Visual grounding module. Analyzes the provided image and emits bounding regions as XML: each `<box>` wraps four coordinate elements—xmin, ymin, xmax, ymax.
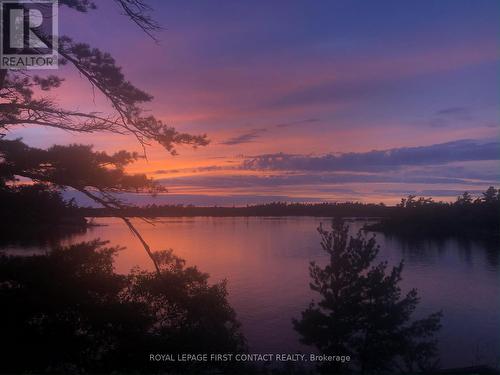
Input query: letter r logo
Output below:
<box><xmin>8</xmin><ymin>7</ymin><xmax>48</xmax><ymax>49</ymax></box>
<box><xmin>0</xmin><ymin>0</ymin><xmax>58</xmax><ymax>69</ymax></box>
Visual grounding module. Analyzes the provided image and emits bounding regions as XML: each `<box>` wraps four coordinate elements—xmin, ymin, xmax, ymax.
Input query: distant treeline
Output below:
<box><xmin>80</xmin><ymin>186</ymin><xmax>500</xmax><ymax>239</ymax></box>
<box><xmin>80</xmin><ymin>201</ymin><xmax>392</xmax><ymax>218</ymax></box>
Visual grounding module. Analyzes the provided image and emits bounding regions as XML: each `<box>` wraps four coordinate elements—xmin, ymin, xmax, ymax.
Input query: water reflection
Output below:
<box><xmin>384</xmin><ymin>234</ymin><xmax>499</xmax><ymax>269</ymax></box>
<box><xmin>1</xmin><ymin>216</ymin><xmax>499</xmax><ymax>369</ymax></box>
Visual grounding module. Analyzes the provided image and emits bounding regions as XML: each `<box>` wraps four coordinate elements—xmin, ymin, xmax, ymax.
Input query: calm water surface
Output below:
<box><xmin>4</xmin><ymin>217</ymin><xmax>500</xmax><ymax>368</ymax></box>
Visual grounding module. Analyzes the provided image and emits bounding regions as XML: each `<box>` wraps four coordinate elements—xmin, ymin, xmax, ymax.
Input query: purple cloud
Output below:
<box><xmin>241</xmin><ymin>139</ymin><xmax>500</xmax><ymax>172</ymax></box>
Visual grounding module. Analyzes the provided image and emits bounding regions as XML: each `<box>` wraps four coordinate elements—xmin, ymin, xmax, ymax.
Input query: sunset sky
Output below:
<box><xmin>10</xmin><ymin>0</ymin><xmax>500</xmax><ymax>205</ymax></box>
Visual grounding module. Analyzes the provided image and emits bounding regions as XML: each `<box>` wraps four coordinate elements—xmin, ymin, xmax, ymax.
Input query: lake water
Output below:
<box><xmin>3</xmin><ymin>216</ymin><xmax>500</xmax><ymax>369</ymax></box>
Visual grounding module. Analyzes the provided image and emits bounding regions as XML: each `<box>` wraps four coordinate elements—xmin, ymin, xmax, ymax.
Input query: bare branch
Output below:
<box><xmin>114</xmin><ymin>0</ymin><xmax>162</xmax><ymax>42</ymax></box>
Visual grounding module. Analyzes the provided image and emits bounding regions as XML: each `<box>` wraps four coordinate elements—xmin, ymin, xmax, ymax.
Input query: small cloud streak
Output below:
<box><xmin>436</xmin><ymin>107</ymin><xmax>469</xmax><ymax>116</ymax></box>
<box><xmin>429</xmin><ymin>106</ymin><xmax>473</xmax><ymax>128</ymax></box>
<box><xmin>275</xmin><ymin>118</ymin><xmax>320</xmax><ymax>128</ymax></box>
<box><xmin>221</xmin><ymin>128</ymin><xmax>267</xmax><ymax>145</ymax></box>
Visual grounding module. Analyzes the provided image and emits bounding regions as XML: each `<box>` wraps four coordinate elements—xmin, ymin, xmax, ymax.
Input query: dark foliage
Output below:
<box><xmin>0</xmin><ymin>139</ymin><xmax>160</xmax><ymax>196</ymax></box>
<box><xmin>0</xmin><ymin>182</ymin><xmax>87</xmax><ymax>244</ymax></box>
<box><xmin>294</xmin><ymin>219</ymin><xmax>442</xmax><ymax>374</ymax></box>
<box><xmin>0</xmin><ymin>241</ymin><xmax>246</xmax><ymax>374</ymax></box>
<box><xmin>366</xmin><ymin>187</ymin><xmax>500</xmax><ymax>239</ymax></box>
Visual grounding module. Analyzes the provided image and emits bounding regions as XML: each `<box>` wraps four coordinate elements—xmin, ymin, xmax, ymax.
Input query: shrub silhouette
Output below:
<box><xmin>0</xmin><ymin>241</ymin><xmax>246</xmax><ymax>374</ymax></box>
<box><xmin>294</xmin><ymin>219</ymin><xmax>442</xmax><ymax>374</ymax></box>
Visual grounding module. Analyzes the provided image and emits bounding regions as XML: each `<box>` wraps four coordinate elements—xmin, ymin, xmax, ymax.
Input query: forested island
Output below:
<box><xmin>365</xmin><ymin>187</ymin><xmax>500</xmax><ymax>239</ymax></box>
